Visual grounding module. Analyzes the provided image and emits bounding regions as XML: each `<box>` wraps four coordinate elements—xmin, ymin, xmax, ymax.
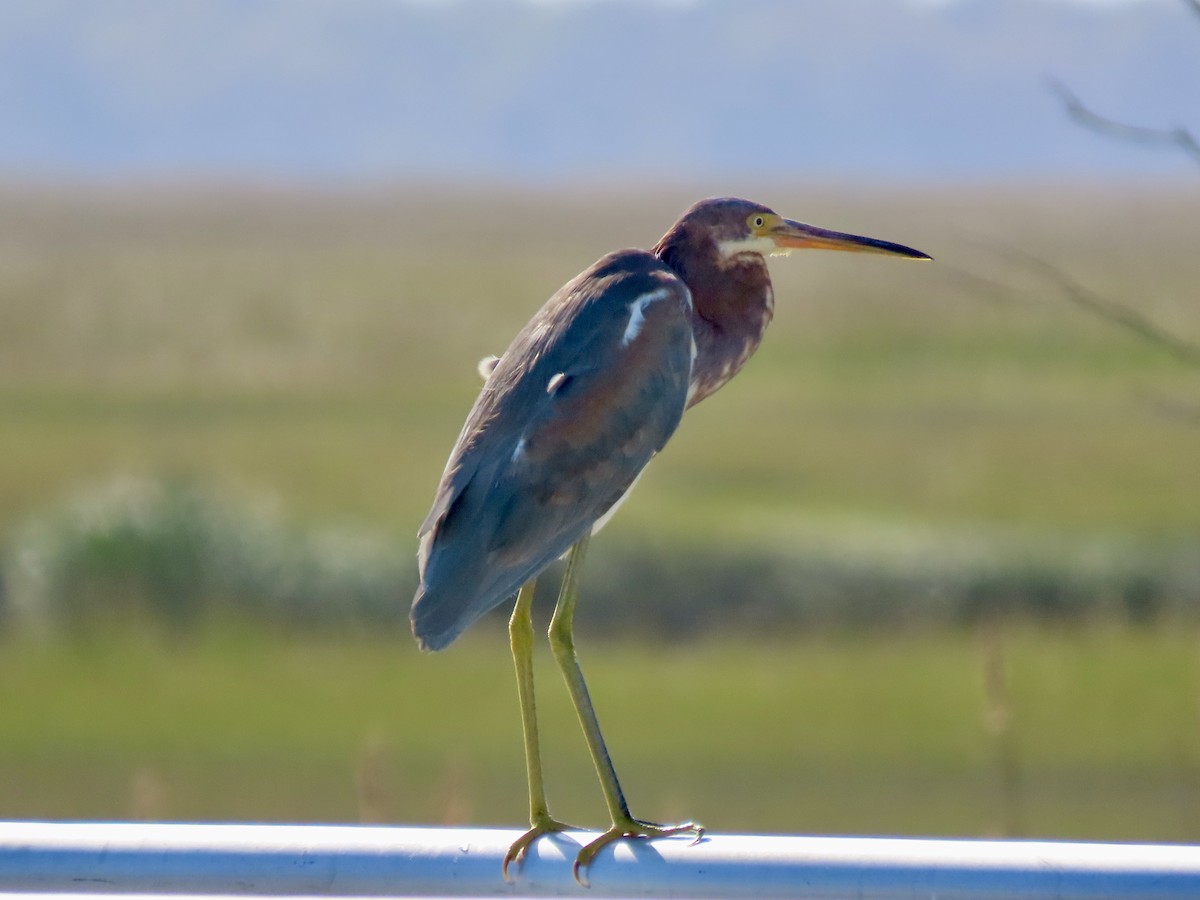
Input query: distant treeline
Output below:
<box><xmin>2</xmin><ymin>478</ymin><xmax>1197</xmax><ymax>639</ymax></box>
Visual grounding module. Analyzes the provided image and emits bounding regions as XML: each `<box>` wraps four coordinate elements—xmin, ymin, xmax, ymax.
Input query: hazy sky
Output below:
<box><xmin>1</xmin><ymin>0</ymin><xmax>1195</xmax><ymax>183</ymax></box>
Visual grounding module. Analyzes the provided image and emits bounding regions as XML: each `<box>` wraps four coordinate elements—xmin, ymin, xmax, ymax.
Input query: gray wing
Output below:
<box><xmin>411</xmin><ymin>249</ymin><xmax>694</xmax><ymax>650</ymax></box>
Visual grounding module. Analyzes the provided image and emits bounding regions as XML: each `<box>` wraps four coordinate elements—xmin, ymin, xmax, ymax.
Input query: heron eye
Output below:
<box><xmin>752</xmin><ymin>215</ymin><xmax>765</xmax><ymax>229</ymax></box>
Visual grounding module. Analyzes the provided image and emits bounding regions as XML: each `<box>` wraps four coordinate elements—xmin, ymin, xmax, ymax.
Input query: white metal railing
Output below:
<box><xmin>2</xmin><ymin>821</ymin><xmax>1200</xmax><ymax>898</ymax></box>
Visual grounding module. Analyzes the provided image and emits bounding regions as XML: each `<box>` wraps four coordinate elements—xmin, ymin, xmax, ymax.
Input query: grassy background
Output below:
<box><xmin>1</xmin><ymin>182</ymin><xmax>1198</xmax><ymax>542</ymax></box>
<box><xmin>2</xmin><ymin>625</ymin><xmax>1198</xmax><ymax>841</ymax></box>
<box><xmin>1</xmin><ymin>181</ymin><xmax>1198</xmax><ymax>839</ymax></box>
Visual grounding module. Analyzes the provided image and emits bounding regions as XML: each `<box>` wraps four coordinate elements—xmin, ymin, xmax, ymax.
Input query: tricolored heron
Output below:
<box><xmin>411</xmin><ymin>197</ymin><xmax>930</xmax><ymax>881</ymax></box>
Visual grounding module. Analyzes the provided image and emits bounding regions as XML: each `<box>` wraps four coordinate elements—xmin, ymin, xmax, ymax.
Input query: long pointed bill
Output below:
<box><xmin>770</xmin><ymin>218</ymin><xmax>932</xmax><ymax>260</ymax></box>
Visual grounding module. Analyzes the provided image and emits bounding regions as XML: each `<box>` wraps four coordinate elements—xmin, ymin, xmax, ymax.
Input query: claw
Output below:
<box><xmin>572</xmin><ymin>818</ymin><xmax>704</xmax><ymax>885</ymax></box>
<box><xmin>502</xmin><ymin>816</ymin><xmax>575</xmax><ymax>881</ymax></box>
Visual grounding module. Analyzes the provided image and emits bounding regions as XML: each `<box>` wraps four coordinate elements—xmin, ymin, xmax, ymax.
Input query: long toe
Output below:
<box><xmin>502</xmin><ymin>816</ymin><xmax>576</xmax><ymax>881</ymax></box>
<box><xmin>573</xmin><ymin>818</ymin><xmax>704</xmax><ymax>885</ymax></box>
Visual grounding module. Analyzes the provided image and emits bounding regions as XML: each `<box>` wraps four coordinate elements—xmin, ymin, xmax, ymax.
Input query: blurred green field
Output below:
<box><xmin>0</xmin><ymin>182</ymin><xmax>1198</xmax><ymax>836</ymax></box>
<box><xmin>1</xmin><ymin>625</ymin><xmax>1198</xmax><ymax>841</ymax></box>
<box><xmin>1</xmin><ymin>182</ymin><xmax>1198</xmax><ymax>546</ymax></box>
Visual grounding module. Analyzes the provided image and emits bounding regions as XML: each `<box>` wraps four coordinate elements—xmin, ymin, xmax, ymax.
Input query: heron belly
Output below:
<box><xmin>590</xmin><ymin>469</ymin><xmax>644</xmax><ymax>535</ymax></box>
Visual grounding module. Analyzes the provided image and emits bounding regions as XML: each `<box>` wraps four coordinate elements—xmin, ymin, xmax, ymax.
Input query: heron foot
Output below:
<box><xmin>573</xmin><ymin>817</ymin><xmax>704</xmax><ymax>885</ymax></box>
<box><xmin>502</xmin><ymin>814</ymin><xmax>576</xmax><ymax>881</ymax></box>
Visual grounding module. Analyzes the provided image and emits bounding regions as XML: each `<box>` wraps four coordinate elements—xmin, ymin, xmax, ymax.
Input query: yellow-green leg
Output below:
<box><xmin>547</xmin><ymin>533</ymin><xmax>703</xmax><ymax>884</ymax></box>
<box><xmin>503</xmin><ymin>579</ymin><xmax>575</xmax><ymax>880</ymax></box>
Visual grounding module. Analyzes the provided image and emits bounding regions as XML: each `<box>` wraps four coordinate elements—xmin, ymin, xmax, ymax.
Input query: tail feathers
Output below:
<box><xmin>410</xmin><ymin>585</ymin><xmax>466</xmax><ymax>652</ymax></box>
<box><xmin>411</xmin><ymin>524</ymin><xmax>574</xmax><ymax>651</ymax></box>
<box><xmin>410</xmin><ymin>577</ymin><xmax>513</xmax><ymax>652</ymax></box>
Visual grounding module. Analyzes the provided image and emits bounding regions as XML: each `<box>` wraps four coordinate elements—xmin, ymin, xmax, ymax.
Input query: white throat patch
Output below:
<box><xmin>717</xmin><ymin>235</ymin><xmax>794</xmax><ymax>261</ymax></box>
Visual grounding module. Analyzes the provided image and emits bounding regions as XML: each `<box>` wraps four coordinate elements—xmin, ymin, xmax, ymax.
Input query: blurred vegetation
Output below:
<box><xmin>0</xmin><ymin>182</ymin><xmax>1198</xmax><ymax>838</ymax></box>
<box><xmin>0</xmin><ymin>181</ymin><xmax>1197</xmax><ymax>636</ymax></box>
<box><xmin>3</xmin><ymin>475</ymin><xmax>1197</xmax><ymax>639</ymax></box>
<box><xmin>1</xmin><ymin>626</ymin><xmax>1198</xmax><ymax>842</ymax></box>
<box><xmin>3</xmin><ymin>476</ymin><xmax>407</xmax><ymax>636</ymax></box>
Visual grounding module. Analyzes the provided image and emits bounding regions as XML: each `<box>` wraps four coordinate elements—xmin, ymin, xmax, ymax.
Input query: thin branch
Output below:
<box><xmin>1136</xmin><ymin>389</ymin><xmax>1200</xmax><ymax>423</ymax></box>
<box><xmin>948</xmin><ymin>247</ymin><xmax>1200</xmax><ymax>420</ymax></box>
<box><xmin>934</xmin><ymin>262</ymin><xmax>1026</xmax><ymax>307</ymax></box>
<box><xmin>1046</xmin><ymin>77</ymin><xmax>1200</xmax><ymax>169</ymax></box>
<box><xmin>996</xmin><ymin>244</ymin><xmax>1200</xmax><ymax>371</ymax></box>
<box><xmin>1185</xmin><ymin>0</ymin><xmax>1200</xmax><ymax>22</ymax></box>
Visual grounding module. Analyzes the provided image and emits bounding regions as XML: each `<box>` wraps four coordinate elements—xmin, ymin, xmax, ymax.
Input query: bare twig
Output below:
<box><xmin>934</xmin><ymin>262</ymin><xmax>1027</xmax><ymax>307</ymax></box>
<box><xmin>996</xmin><ymin>244</ymin><xmax>1200</xmax><ymax>370</ymax></box>
<box><xmin>1135</xmin><ymin>389</ymin><xmax>1200</xmax><ymax>423</ymax></box>
<box><xmin>947</xmin><ymin>248</ymin><xmax>1200</xmax><ymax>422</ymax></box>
<box><xmin>980</xmin><ymin>620</ymin><xmax>1023</xmax><ymax>838</ymax></box>
<box><xmin>1046</xmin><ymin>77</ymin><xmax>1200</xmax><ymax>169</ymax></box>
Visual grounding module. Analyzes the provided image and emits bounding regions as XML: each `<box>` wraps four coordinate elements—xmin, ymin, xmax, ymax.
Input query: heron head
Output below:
<box><xmin>673</xmin><ymin>197</ymin><xmax>932</xmax><ymax>265</ymax></box>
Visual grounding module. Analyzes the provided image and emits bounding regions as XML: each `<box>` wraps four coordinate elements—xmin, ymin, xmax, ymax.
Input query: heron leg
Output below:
<box><xmin>503</xmin><ymin>578</ymin><xmax>574</xmax><ymax>880</ymax></box>
<box><xmin>547</xmin><ymin>534</ymin><xmax>703</xmax><ymax>884</ymax></box>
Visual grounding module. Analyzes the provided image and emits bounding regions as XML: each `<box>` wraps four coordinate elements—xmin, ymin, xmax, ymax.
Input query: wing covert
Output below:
<box><xmin>412</xmin><ymin>249</ymin><xmax>694</xmax><ymax>650</ymax></box>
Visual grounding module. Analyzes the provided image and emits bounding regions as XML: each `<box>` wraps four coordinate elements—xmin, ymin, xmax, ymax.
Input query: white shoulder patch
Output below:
<box><xmin>621</xmin><ymin>287</ymin><xmax>673</xmax><ymax>347</ymax></box>
<box><xmin>477</xmin><ymin>355</ymin><xmax>500</xmax><ymax>380</ymax></box>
